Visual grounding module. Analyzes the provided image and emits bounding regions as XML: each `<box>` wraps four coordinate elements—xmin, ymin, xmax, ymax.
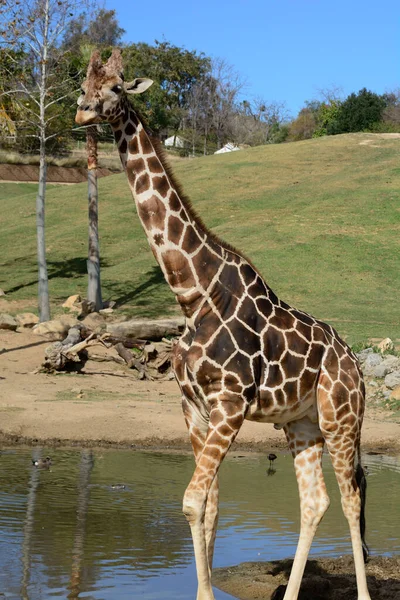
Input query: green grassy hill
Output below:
<box><xmin>1</xmin><ymin>133</ymin><xmax>399</xmax><ymax>343</ymax></box>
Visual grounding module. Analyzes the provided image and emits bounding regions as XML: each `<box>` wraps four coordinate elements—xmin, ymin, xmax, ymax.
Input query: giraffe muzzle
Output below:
<box><xmin>75</xmin><ymin>107</ymin><xmax>101</xmax><ymax>125</ymax></box>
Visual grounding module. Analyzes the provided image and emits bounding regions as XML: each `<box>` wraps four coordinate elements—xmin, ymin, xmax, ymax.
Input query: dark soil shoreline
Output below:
<box><xmin>1</xmin><ymin>431</ymin><xmax>399</xmax><ymax>457</ymax></box>
<box><xmin>213</xmin><ymin>556</ymin><xmax>400</xmax><ymax>600</ymax></box>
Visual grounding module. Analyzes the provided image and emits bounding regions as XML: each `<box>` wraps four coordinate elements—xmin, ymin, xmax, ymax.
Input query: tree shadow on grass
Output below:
<box><xmin>5</xmin><ymin>257</ymin><xmax>111</xmax><ymax>294</ymax></box>
<box><xmin>105</xmin><ymin>265</ymin><xmax>170</xmax><ymax>311</ymax></box>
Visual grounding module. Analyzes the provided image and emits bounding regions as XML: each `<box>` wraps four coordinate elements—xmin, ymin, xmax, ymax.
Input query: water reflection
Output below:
<box><xmin>21</xmin><ymin>448</ymin><xmax>41</xmax><ymax>599</ymax></box>
<box><xmin>0</xmin><ymin>448</ymin><xmax>398</xmax><ymax>599</ymax></box>
<box><xmin>69</xmin><ymin>449</ymin><xmax>94</xmax><ymax>598</ymax></box>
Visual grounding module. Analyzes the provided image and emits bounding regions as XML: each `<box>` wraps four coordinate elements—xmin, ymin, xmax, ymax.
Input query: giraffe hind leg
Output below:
<box><xmin>282</xmin><ymin>416</ymin><xmax>330</xmax><ymax>600</ymax></box>
<box><xmin>317</xmin><ymin>374</ymin><xmax>371</xmax><ymax>600</ymax></box>
<box><xmin>355</xmin><ymin>462</ymin><xmax>369</xmax><ymax>562</ymax></box>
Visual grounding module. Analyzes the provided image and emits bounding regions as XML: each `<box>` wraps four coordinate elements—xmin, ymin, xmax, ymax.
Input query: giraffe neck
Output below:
<box><xmin>111</xmin><ymin>103</ymin><xmax>227</xmax><ymax>318</ymax></box>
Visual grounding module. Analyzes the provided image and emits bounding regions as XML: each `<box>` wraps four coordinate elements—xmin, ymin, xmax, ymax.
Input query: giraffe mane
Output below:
<box><xmin>149</xmin><ymin>135</ymin><xmax>260</xmax><ymax>272</ymax></box>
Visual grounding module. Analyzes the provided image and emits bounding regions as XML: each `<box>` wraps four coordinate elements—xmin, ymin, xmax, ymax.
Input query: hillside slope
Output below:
<box><xmin>1</xmin><ymin>133</ymin><xmax>399</xmax><ymax>342</ymax></box>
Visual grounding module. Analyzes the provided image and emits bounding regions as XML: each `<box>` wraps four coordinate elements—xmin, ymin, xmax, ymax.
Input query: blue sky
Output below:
<box><xmin>107</xmin><ymin>0</ymin><xmax>399</xmax><ymax>116</ymax></box>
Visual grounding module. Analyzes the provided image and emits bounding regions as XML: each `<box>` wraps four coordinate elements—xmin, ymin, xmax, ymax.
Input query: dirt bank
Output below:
<box><xmin>0</xmin><ymin>163</ymin><xmax>116</xmax><ymax>183</ymax></box>
<box><xmin>214</xmin><ymin>556</ymin><xmax>400</xmax><ymax>600</ymax></box>
<box><xmin>1</xmin><ymin>329</ymin><xmax>400</xmax><ymax>452</ymax></box>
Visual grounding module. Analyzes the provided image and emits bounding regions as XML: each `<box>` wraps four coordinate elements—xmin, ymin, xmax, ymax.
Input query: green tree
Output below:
<box><xmin>62</xmin><ymin>9</ymin><xmax>125</xmax><ymax>51</ymax></box>
<box><xmin>328</xmin><ymin>88</ymin><xmax>386</xmax><ymax>134</ymax></box>
<box><xmin>313</xmin><ymin>100</ymin><xmax>341</xmax><ymax>137</ymax></box>
<box><xmin>122</xmin><ymin>41</ymin><xmax>211</xmax><ymax>134</ymax></box>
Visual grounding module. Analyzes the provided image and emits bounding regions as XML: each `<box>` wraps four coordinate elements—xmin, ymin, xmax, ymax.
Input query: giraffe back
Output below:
<box><xmin>173</xmin><ymin>246</ymin><xmax>363</xmax><ymax>426</ymax></box>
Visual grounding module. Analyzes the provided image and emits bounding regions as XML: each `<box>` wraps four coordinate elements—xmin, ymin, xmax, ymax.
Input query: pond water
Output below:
<box><xmin>0</xmin><ymin>448</ymin><xmax>399</xmax><ymax>599</ymax></box>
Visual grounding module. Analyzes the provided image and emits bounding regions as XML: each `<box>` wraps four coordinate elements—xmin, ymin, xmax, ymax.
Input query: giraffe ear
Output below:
<box><xmin>124</xmin><ymin>78</ymin><xmax>153</xmax><ymax>95</ymax></box>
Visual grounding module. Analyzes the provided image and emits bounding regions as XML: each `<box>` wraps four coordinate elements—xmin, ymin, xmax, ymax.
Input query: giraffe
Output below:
<box><xmin>75</xmin><ymin>50</ymin><xmax>371</xmax><ymax>600</ymax></box>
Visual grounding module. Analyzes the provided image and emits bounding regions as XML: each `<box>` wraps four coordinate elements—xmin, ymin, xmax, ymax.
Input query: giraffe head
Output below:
<box><xmin>75</xmin><ymin>49</ymin><xmax>153</xmax><ymax>126</ymax></box>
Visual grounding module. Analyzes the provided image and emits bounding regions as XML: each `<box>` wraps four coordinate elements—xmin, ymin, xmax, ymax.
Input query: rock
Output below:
<box><xmin>368</xmin><ymin>380</ymin><xmax>378</xmax><ymax>387</ymax></box>
<box><xmin>378</xmin><ymin>337</ymin><xmax>394</xmax><ymax>352</ymax></box>
<box><xmin>61</xmin><ymin>295</ymin><xmax>96</xmax><ymax>318</ymax></box>
<box><xmin>373</xmin><ymin>364</ymin><xmax>390</xmax><ymax>378</ymax></box>
<box><xmin>384</xmin><ymin>371</ymin><xmax>400</xmax><ymax>390</ymax></box>
<box><xmin>71</xmin><ymin>387</ymin><xmax>83</xmax><ymax>395</ymax></box>
<box><xmin>383</xmin><ymin>355</ymin><xmax>400</xmax><ymax>368</ymax></box>
<box><xmin>81</xmin><ymin>312</ymin><xmax>106</xmax><ymax>333</ymax></box>
<box><xmin>0</xmin><ymin>289</ymin><xmax>5</xmax><ymax>296</ymax></box>
<box><xmin>363</xmin><ymin>352</ymin><xmax>383</xmax><ymax>375</ymax></box>
<box><xmin>99</xmin><ymin>307</ymin><xmax>114</xmax><ymax>315</ymax></box>
<box><xmin>79</xmin><ymin>299</ymin><xmax>95</xmax><ymax>317</ymax></box>
<box><xmin>374</xmin><ymin>355</ymin><xmax>400</xmax><ymax>378</ymax></box>
<box><xmin>62</xmin><ymin>294</ymin><xmax>82</xmax><ymax>311</ymax></box>
<box><xmin>15</xmin><ymin>312</ymin><xmax>39</xmax><ymax>328</ymax></box>
<box><xmin>390</xmin><ymin>386</ymin><xmax>400</xmax><ymax>401</ymax></box>
<box><xmin>0</xmin><ymin>313</ymin><xmax>17</xmax><ymax>330</ymax></box>
<box><xmin>32</xmin><ymin>315</ymin><xmax>79</xmax><ymax>340</ymax></box>
<box><xmin>356</xmin><ymin>348</ymin><xmax>373</xmax><ymax>363</ymax></box>
<box><xmin>107</xmin><ymin>317</ymin><xmax>185</xmax><ymax>341</ymax></box>
<box><xmin>103</xmin><ymin>300</ymin><xmax>116</xmax><ymax>309</ymax></box>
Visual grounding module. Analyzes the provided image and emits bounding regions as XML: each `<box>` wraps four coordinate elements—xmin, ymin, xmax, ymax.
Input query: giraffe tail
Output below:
<box><xmin>355</xmin><ymin>444</ymin><xmax>369</xmax><ymax>563</ymax></box>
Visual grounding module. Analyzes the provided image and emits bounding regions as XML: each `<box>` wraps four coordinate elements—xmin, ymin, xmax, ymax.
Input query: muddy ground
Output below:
<box><xmin>214</xmin><ymin>556</ymin><xmax>400</xmax><ymax>599</ymax></box>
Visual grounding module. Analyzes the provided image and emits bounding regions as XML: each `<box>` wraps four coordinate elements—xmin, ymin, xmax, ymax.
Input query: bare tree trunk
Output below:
<box><xmin>86</xmin><ymin>126</ymin><xmax>102</xmax><ymax>311</ymax></box>
<box><xmin>36</xmin><ymin>139</ymin><xmax>50</xmax><ymax>322</ymax></box>
<box><xmin>36</xmin><ymin>0</ymin><xmax>51</xmax><ymax>322</ymax></box>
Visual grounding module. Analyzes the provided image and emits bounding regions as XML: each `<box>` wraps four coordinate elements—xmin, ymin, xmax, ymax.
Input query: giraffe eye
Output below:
<box><xmin>80</xmin><ymin>88</ymin><xmax>85</xmax><ymax>95</ymax></box>
<box><xmin>111</xmin><ymin>85</ymin><xmax>122</xmax><ymax>94</ymax></box>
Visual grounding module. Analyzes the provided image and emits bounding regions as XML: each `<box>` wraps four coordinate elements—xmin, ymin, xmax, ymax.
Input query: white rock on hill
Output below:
<box><xmin>378</xmin><ymin>337</ymin><xmax>394</xmax><ymax>352</ymax></box>
<box><xmin>373</xmin><ymin>355</ymin><xmax>400</xmax><ymax>378</ymax></box>
<box><xmin>384</xmin><ymin>371</ymin><xmax>400</xmax><ymax>390</ymax></box>
<box><xmin>362</xmin><ymin>352</ymin><xmax>383</xmax><ymax>375</ymax></box>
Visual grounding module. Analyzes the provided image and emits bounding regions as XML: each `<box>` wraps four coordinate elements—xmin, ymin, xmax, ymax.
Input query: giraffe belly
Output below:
<box><xmin>246</xmin><ymin>389</ymin><xmax>318</xmax><ymax>425</ymax></box>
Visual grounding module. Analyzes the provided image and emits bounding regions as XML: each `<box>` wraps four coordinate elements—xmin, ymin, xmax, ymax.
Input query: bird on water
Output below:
<box><xmin>268</xmin><ymin>453</ymin><xmax>277</xmax><ymax>468</ymax></box>
<box><xmin>32</xmin><ymin>457</ymin><xmax>52</xmax><ymax>468</ymax></box>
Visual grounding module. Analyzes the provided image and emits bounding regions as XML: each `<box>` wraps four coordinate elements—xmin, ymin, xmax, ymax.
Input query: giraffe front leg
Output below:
<box><xmin>182</xmin><ymin>398</ymin><xmax>219</xmax><ymax>577</ymax></box>
<box><xmin>204</xmin><ymin>475</ymin><xmax>219</xmax><ymax>575</ymax></box>
<box><xmin>182</xmin><ymin>396</ymin><xmax>246</xmax><ymax>600</ymax></box>
<box><xmin>282</xmin><ymin>417</ymin><xmax>330</xmax><ymax>600</ymax></box>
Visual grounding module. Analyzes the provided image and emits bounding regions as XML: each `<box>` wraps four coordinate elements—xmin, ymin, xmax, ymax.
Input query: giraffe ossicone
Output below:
<box><xmin>75</xmin><ymin>48</ymin><xmax>371</xmax><ymax>600</ymax></box>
